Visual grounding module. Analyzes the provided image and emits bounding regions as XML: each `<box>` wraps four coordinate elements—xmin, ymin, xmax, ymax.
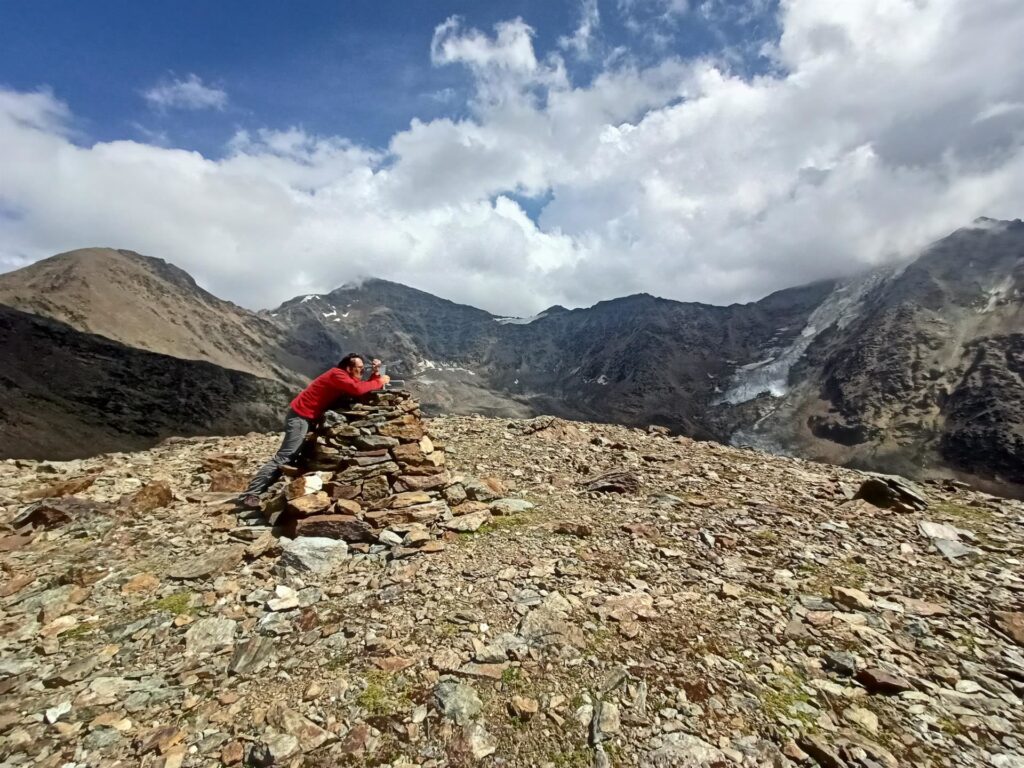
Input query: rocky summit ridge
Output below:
<box><xmin>2</xmin><ymin>411</ymin><xmax>1023</xmax><ymax>767</ymax></box>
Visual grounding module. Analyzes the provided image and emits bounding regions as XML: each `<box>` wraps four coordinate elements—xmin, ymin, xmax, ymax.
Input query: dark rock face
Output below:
<box><xmin>267</xmin><ymin>278</ymin><xmax>835</xmax><ymax>440</ymax></box>
<box><xmin>1</xmin><ymin>221</ymin><xmax>1021</xmax><ymax>495</ymax></box>
<box><xmin>0</xmin><ymin>305</ymin><xmax>290</xmax><ymax>459</ymax></box>
<box><xmin>939</xmin><ymin>334</ymin><xmax>1024</xmax><ymax>486</ymax></box>
<box><xmin>760</xmin><ymin>220</ymin><xmax>1024</xmax><ymax>494</ymax></box>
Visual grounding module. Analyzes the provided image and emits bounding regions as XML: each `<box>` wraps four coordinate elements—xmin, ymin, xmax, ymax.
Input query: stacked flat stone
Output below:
<box><xmin>267</xmin><ymin>389</ymin><xmax>532</xmax><ymax>559</ymax></box>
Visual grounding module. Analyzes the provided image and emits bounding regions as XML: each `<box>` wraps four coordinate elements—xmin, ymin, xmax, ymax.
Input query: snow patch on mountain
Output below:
<box><xmin>718</xmin><ymin>268</ymin><xmax>894</xmax><ymax>405</ymax></box>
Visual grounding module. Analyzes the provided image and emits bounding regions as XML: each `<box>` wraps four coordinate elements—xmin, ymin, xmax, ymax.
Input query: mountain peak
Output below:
<box><xmin>0</xmin><ymin>246</ymin><xmax>302</xmax><ymax>382</ymax></box>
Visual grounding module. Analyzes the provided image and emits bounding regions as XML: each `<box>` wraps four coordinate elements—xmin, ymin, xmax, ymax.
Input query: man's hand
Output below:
<box><xmin>379</xmin><ymin>374</ymin><xmax>391</xmax><ymax>386</ymax></box>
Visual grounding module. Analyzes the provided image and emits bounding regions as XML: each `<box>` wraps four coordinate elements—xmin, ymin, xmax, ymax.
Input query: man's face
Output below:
<box><xmin>347</xmin><ymin>358</ymin><xmax>364</xmax><ymax>376</ymax></box>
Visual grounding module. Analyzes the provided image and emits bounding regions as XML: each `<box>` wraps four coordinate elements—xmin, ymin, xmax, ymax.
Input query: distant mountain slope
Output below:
<box><xmin>0</xmin><ymin>305</ymin><xmax>291</xmax><ymax>459</ymax></box>
<box><xmin>0</xmin><ymin>248</ymin><xmax>317</xmax><ymax>384</ymax></box>
<box><xmin>265</xmin><ymin>278</ymin><xmax>835</xmax><ymax>436</ymax></box>
<box><xmin>2</xmin><ymin>220</ymin><xmax>1020</xmax><ymax>494</ymax></box>
<box><xmin>723</xmin><ymin>219</ymin><xmax>1024</xmax><ymax>495</ymax></box>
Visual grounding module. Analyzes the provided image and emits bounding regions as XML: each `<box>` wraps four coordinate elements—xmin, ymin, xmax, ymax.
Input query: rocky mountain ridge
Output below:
<box><xmin>0</xmin><ymin>248</ymin><xmax>316</xmax><ymax>385</ymax></box>
<box><xmin>0</xmin><ymin>219</ymin><xmax>1021</xmax><ymax>494</ymax></box>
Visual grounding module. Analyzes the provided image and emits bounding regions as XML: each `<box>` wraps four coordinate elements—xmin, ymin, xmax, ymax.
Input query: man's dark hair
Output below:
<box><xmin>337</xmin><ymin>353</ymin><xmax>363</xmax><ymax>370</ymax></box>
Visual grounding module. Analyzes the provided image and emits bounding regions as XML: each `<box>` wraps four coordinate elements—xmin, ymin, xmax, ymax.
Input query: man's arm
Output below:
<box><xmin>328</xmin><ymin>369</ymin><xmax>384</xmax><ymax>397</ymax></box>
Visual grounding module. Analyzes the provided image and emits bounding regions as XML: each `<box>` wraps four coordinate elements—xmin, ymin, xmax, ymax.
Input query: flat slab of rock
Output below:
<box><xmin>286</xmin><ymin>491</ymin><xmax>332</xmax><ymax>516</ymax></box>
<box><xmin>228</xmin><ymin>636</ymin><xmax>275</xmax><ymax>676</ymax></box>
<box><xmin>991</xmin><ymin>611</ymin><xmax>1024</xmax><ymax>646</ymax></box>
<box><xmin>442</xmin><ymin>510</ymin><xmax>491</xmax><ymax>532</ymax></box>
<box><xmin>856</xmin><ymin>667</ymin><xmax>913</xmax><ymax>694</ymax></box>
<box><xmin>290</xmin><ymin>515</ymin><xmax>375</xmax><ymax>542</ymax></box>
<box><xmin>169</xmin><ymin>545</ymin><xmax>245</xmax><ymax>580</ymax></box>
<box><xmin>490</xmin><ymin>498</ymin><xmax>534</xmax><ymax>515</ymax></box>
<box><xmin>185</xmin><ymin>617</ymin><xmax>237</xmax><ymax>654</ymax></box>
<box><xmin>648</xmin><ymin>733</ymin><xmax>727</xmax><ymax>767</ymax></box>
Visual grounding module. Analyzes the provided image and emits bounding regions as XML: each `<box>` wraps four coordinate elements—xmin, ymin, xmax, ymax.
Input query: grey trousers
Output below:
<box><xmin>244</xmin><ymin>409</ymin><xmax>312</xmax><ymax>495</ymax></box>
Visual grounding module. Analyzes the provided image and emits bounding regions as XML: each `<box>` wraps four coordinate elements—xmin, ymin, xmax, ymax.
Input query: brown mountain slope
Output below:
<box><xmin>0</xmin><ymin>305</ymin><xmax>291</xmax><ymax>459</ymax></box>
<box><xmin>0</xmin><ymin>248</ymin><xmax>316</xmax><ymax>384</ymax></box>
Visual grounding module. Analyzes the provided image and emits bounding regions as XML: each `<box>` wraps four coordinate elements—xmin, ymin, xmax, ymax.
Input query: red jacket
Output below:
<box><xmin>290</xmin><ymin>368</ymin><xmax>383</xmax><ymax>419</ymax></box>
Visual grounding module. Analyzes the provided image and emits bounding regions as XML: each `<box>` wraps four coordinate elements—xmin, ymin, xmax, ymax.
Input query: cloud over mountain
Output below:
<box><xmin>1</xmin><ymin>0</ymin><xmax>1023</xmax><ymax>316</ymax></box>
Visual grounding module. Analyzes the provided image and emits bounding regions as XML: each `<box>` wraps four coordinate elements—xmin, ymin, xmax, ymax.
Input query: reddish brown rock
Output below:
<box><xmin>291</xmin><ymin>515</ymin><xmax>375</xmax><ymax>542</ymax></box>
<box><xmin>895</xmin><ymin>596</ymin><xmax>948</xmax><ymax>617</ymax></box>
<box><xmin>452</xmin><ymin>501</ymin><xmax>490</xmax><ymax>516</ymax></box>
<box><xmin>221</xmin><ymin>741</ymin><xmax>244</xmax><ymax>765</ymax></box>
<box><xmin>457</xmin><ymin>662</ymin><xmax>508</xmax><ymax>680</ymax></box>
<box><xmin>127</xmin><ymin>480</ymin><xmax>174</xmax><ymax>512</ymax></box>
<box><xmin>23</xmin><ymin>473</ymin><xmax>98</xmax><ymax>500</ymax></box>
<box><xmin>0</xmin><ymin>533</ymin><xmax>34</xmax><ymax>551</ymax></box>
<box><xmin>285</xmin><ymin>492</ymin><xmax>332</xmax><ymax>517</ymax></box>
<box><xmin>334</xmin><ymin>461</ymin><xmax>400</xmax><ymax>484</ymax></box>
<box><xmin>378</xmin><ymin>422</ymin><xmax>425</xmax><ymax>442</ymax></box>
<box><xmin>372</xmin><ymin>656</ymin><xmax>416</xmax><ymax>672</ymax></box>
<box><xmin>325</xmin><ymin>482</ymin><xmax>361</xmax><ymax>500</ymax></box>
<box><xmin>13</xmin><ymin>497</ymin><xmax>106</xmax><ymax>529</ymax></box>
<box><xmin>360</xmin><ymin>475</ymin><xmax>392</xmax><ymax>501</ymax></box>
<box><xmin>381</xmin><ymin>491</ymin><xmax>433</xmax><ymax>509</ymax></box>
<box><xmin>391</xmin><ymin>443</ymin><xmax>425</xmax><ymax>463</ymax></box>
<box><xmin>285</xmin><ymin>475</ymin><xmax>323</xmax><ymax>500</ymax></box>
<box><xmin>481</xmin><ymin>477</ymin><xmax>507</xmax><ymax>496</ymax></box>
<box><xmin>208</xmin><ymin>470</ymin><xmax>247</xmax><ymax>493</ymax></box>
<box><xmin>201</xmin><ymin>453</ymin><xmax>245</xmax><ymax>472</ymax></box>
<box><xmin>554</xmin><ymin>522</ymin><xmax>593</xmax><ymax>537</ymax></box>
<box><xmin>334</xmin><ymin>498</ymin><xmax>362</xmax><ymax>515</ymax></box>
<box><xmin>121</xmin><ymin>572</ymin><xmax>160</xmax><ymax>595</ymax></box>
<box><xmin>0</xmin><ymin>575</ymin><xmax>34</xmax><ymax>598</ymax></box>
<box><xmin>856</xmin><ymin>668</ymin><xmax>914</xmax><ymax>694</ymax></box>
<box><xmin>393</xmin><ymin>472</ymin><xmax>450</xmax><ymax>492</ymax></box>
<box><xmin>991</xmin><ymin>611</ymin><xmax>1024</xmax><ymax>646</ymax></box>
<box><xmin>339</xmin><ymin>723</ymin><xmax>371</xmax><ymax>758</ymax></box>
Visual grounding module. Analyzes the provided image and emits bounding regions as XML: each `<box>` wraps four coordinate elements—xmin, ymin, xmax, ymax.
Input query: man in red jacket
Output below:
<box><xmin>239</xmin><ymin>353</ymin><xmax>390</xmax><ymax>507</ymax></box>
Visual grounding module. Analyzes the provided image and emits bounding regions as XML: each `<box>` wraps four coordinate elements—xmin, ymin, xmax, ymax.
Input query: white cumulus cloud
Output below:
<box><xmin>143</xmin><ymin>73</ymin><xmax>227</xmax><ymax>111</ymax></box>
<box><xmin>1</xmin><ymin>0</ymin><xmax>1023</xmax><ymax>317</ymax></box>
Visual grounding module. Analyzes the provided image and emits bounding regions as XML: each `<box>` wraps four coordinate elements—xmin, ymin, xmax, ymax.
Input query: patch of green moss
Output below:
<box><xmin>356</xmin><ymin>670</ymin><xmax>411</xmax><ymax>716</ymax></box>
<box><xmin>60</xmin><ymin>623</ymin><xmax>96</xmax><ymax>640</ymax></box>
<box><xmin>150</xmin><ymin>591</ymin><xmax>194</xmax><ymax>616</ymax></box>
<box><xmin>937</xmin><ymin>715</ymin><xmax>967</xmax><ymax>737</ymax></box>
<box><xmin>550</xmin><ymin>747</ymin><xmax>593</xmax><ymax>768</ymax></box>
<box><xmin>501</xmin><ymin>666</ymin><xmax>522</xmax><ymax>686</ymax></box>
<box><xmin>759</xmin><ymin>669</ymin><xmax>818</xmax><ymax>729</ymax></box>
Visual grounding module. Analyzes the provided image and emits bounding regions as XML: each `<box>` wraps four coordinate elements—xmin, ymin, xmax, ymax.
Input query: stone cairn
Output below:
<box><xmin>263</xmin><ymin>389</ymin><xmax>532</xmax><ymax>559</ymax></box>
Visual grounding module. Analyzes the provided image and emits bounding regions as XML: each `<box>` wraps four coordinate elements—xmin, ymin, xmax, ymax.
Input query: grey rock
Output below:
<box><xmin>434</xmin><ymin>679</ymin><xmax>482</xmax><ymax>726</ymax></box>
<box><xmin>228</xmin><ymin>635</ymin><xmax>276</xmax><ymax>676</ymax></box>
<box><xmin>442</xmin><ymin>510</ymin><xmax>491</xmax><ymax>532</ymax></box>
<box><xmin>462</xmin><ymin>478</ymin><xmax>501</xmax><ymax>502</ymax></box>
<box><xmin>185</xmin><ymin>616</ymin><xmax>237</xmax><ymax>654</ymax></box>
<box><xmin>648</xmin><ymin>733</ymin><xmax>728</xmax><ymax>767</ymax></box>
<box><xmin>278</xmin><ymin>536</ymin><xmax>349</xmax><ymax>574</ymax></box>
<box><xmin>168</xmin><ymin>544</ymin><xmax>245</xmax><ymax>580</ymax></box>
<box><xmin>490</xmin><ymin>498</ymin><xmax>534</xmax><ymax>515</ymax></box>
<box><xmin>823</xmin><ymin>651</ymin><xmax>858</xmax><ymax>677</ymax></box>
<box><xmin>462</xmin><ymin>721</ymin><xmax>497</xmax><ymax>760</ymax></box>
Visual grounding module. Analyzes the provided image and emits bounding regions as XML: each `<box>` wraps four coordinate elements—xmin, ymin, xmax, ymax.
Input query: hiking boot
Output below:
<box><xmin>239</xmin><ymin>494</ymin><xmax>262</xmax><ymax>509</ymax></box>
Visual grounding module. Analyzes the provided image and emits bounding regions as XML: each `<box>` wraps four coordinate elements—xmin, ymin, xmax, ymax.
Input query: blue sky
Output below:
<box><xmin>0</xmin><ymin>0</ymin><xmax>1021</xmax><ymax>315</ymax></box>
<box><xmin>0</xmin><ymin>0</ymin><xmax>777</xmax><ymax>157</ymax></box>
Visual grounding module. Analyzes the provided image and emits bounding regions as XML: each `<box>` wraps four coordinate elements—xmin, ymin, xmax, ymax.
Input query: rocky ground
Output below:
<box><xmin>1</xmin><ymin>414</ymin><xmax>1023</xmax><ymax>767</ymax></box>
